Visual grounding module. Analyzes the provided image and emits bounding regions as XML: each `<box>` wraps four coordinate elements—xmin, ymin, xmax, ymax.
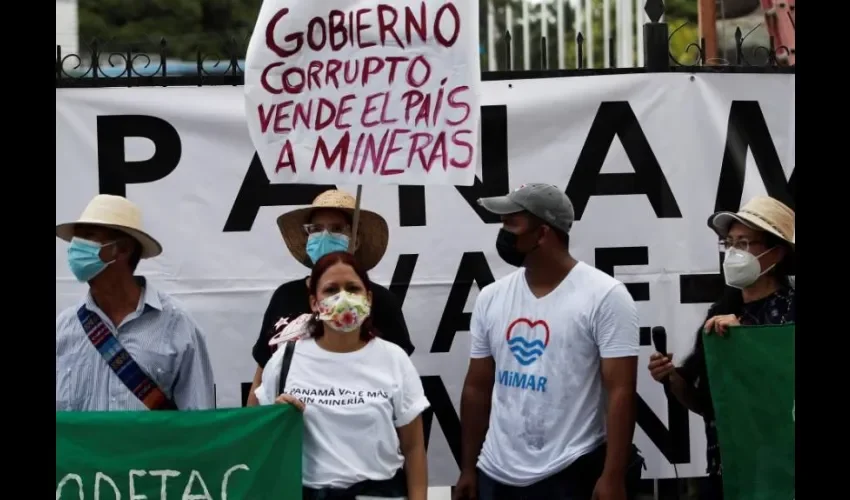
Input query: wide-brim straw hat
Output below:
<box><xmin>56</xmin><ymin>194</ymin><xmax>163</xmax><ymax>259</ymax></box>
<box><xmin>709</xmin><ymin>195</ymin><xmax>796</xmax><ymax>274</ymax></box>
<box><xmin>277</xmin><ymin>190</ymin><xmax>389</xmax><ymax>271</ymax></box>
<box><xmin>709</xmin><ymin>196</ymin><xmax>795</xmax><ymax>248</ymax></box>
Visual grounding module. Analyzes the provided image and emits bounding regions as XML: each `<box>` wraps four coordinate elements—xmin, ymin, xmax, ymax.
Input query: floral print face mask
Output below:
<box><xmin>317</xmin><ymin>291</ymin><xmax>371</xmax><ymax>333</ymax></box>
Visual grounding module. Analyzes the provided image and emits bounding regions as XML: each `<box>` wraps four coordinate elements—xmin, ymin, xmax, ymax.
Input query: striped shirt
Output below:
<box><xmin>56</xmin><ymin>278</ymin><xmax>216</xmax><ymax>411</ymax></box>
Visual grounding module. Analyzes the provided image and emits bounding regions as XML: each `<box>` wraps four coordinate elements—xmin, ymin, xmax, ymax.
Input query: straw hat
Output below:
<box><xmin>56</xmin><ymin>194</ymin><xmax>163</xmax><ymax>259</ymax></box>
<box><xmin>709</xmin><ymin>196</ymin><xmax>795</xmax><ymax>248</ymax></box>
<box><xmin>277</xmin><ymin>190</ymin><xmax>389</xmax><ymax>271</ymax></box>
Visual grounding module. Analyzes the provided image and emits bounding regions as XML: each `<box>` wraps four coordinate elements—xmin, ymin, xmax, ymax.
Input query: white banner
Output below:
<box><xmin>244</xmin><ymin>0</ymin><xmax>482</xmax><ymax>186</ymax></box>
<box><xmin>55</xmin><ymin>72</ymin><xmax>795</xmax><ymax>485</ymax></box>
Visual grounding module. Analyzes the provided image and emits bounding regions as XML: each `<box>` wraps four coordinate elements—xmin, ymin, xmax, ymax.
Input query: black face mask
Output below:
<box><xmin>496</xmin><ymin>228</ymin><xmax>538</xmax><ymax>267</ymax></box>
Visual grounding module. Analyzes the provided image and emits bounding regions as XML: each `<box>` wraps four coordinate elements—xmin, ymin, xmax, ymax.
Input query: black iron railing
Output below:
<box><xmin>56</xmin><ymin>1</ymin><xmax>795</xmax><ymax>89</ymax></box>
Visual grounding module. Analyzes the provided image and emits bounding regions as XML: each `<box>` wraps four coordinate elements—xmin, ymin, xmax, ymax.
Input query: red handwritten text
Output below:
<box><xmin>256</xmin><ymin>2</ymin><xmax>476</xmax><ymax>178</ymax></box>
<box><xmin>265</xmin><ymin>2</ymin><xmax>460</xmax><ymax>59</ymax></box>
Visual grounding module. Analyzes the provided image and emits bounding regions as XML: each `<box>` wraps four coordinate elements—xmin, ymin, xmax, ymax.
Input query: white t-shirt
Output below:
<box><xmin>256</xmin><ymin>337</ymin><xmax>430</xmax><ymax>489</ymax></box>
<box><xmin>471</xmin><ymin>262</ymin><xmax>639</xmax><ymax>486</ymax></box>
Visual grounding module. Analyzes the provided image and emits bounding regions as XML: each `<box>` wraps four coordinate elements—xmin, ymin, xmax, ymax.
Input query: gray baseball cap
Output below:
<box><xmin>478</xmin><ymin>183</ymin><xmax>575</xmax><ymax>234</ymax></box>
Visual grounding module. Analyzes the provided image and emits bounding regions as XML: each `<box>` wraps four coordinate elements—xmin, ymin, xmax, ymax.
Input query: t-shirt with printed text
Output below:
<box><xmin>470</xmin><ymin>262</ymin><xmax>639</xmax><ymax>487</ymax></box>
<box><xmin>256</xmin><ymin>337</ymin><xmax>430</xmax><ymax>489</ymax></box>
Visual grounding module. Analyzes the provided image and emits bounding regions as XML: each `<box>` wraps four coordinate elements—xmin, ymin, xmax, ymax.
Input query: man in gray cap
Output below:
<box><xmin>454</xmin><ymin>184</ymin><xmax>642</xmax><ymax>500</ymax></box>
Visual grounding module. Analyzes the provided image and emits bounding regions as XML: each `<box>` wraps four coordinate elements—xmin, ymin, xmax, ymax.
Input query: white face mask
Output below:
<box><xmin>723</xmin><ymin>247</ymin><xmax>775</xmax><ymax>289</ymax></box>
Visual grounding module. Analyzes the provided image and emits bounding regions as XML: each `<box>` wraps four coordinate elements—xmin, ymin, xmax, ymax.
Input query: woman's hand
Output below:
<box><xmin>275</xmin><ymin>394</ymin><xmax>306</xmax><ymax>412</ymax></box>
<box><xmin>703</xmin><ymin>314</ymin><xmax>740</xmax><ymax>336</ymax></box>
<box><xmin>648</xmin><ymin>352</ymin><xmax>675</xmax><ymax>382</ymax></box>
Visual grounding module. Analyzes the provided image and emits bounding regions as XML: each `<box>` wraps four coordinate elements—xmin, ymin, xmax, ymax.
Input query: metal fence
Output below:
<box><xmin>55</xmin><ymin>1</ymin><xmax>794</xmax><ymax>89</ymax></box>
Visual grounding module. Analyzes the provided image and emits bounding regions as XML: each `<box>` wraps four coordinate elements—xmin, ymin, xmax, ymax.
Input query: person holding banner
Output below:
<box><xmin>255</xmin><ymin>251</ymin><xmax>429</xmax><ymax>500</ymax></box>
<box><xmin>246</xmin><ymin>190</ymin><xmax>414</xmax><ymax>407</ymax></box>
<box><xmin>56</xmin><ymin>194</ymin><xmax>216</xmax><ymax>411</ymax></box>
<box><xmin>647</xmin><ymin>196</ymin><xmax>796</xmax><ymax>499</ymax></box>
<box><xmin>455</xmin><ymin>184</ymin><xmax>643</xmax><ymax>500</ymax></box>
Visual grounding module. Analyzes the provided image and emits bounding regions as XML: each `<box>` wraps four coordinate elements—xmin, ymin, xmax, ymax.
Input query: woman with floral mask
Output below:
<box><xmin>255</xmin><ymin>251</ymin><xmax>430</xmax><ymax>500</ymax></box>
<box><xmin>246</xmin><ymin>189</ymin><xmax>414</xmax><ymax>407</ymax></box>
<box><xmin>646</xmin><ymin>196</ymin><xmax>795</xmax><ymax>500</ymax></box>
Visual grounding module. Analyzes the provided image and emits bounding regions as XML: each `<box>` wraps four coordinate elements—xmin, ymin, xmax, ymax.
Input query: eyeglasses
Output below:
<box><xmin>718</xmin><ymin>238</ymin><xmax>766</xmax><ymax>252</ymax></box>
<box><xmin>303</xmin><ymin>223</ymin><xmax>350</xmax><ymax>235</ymax></box>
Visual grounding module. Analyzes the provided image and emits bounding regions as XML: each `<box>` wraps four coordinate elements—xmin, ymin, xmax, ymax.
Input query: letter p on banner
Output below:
<box><xmin>244</xmin><ymin>0</ymin><xmax>481</xmax><ymax>186</ymax></box>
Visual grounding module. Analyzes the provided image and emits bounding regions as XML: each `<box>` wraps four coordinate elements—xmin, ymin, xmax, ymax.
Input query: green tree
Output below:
<box><xmin>566</xmin><ymin>0</ymin><xmax>699</xmax><ymax>68</ymax></box>
<box><xmin>76</xmin><ymin>0</ymin><xmax>700</xmax><ymax>67</ymax></box>
<box><xmin>77</xmin><ymin>0</ymin><xmax>262</xmax><ymax>60</ymax></box>
<box><xmin>483</xmin><ymin>0</ymin><xmax>581</xmax><ymax>71</ymax></box>
<box><xmin>665</xmin><ymin>0</ymin><xmax>701</xmax><ymax>65</ymax></box>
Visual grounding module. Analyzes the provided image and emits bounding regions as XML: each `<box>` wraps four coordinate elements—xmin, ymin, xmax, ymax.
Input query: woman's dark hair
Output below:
<box><xmin>306</xmin><ymin>251</ymin><xmax>377</xmax><ymax>342</ymax></box>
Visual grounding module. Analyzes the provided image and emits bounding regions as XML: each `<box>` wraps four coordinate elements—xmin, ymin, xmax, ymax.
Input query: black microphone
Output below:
<box><xmin>651</xmin><ymin>326</ymin><xmax>668</xmax><ymax>356</ymax></box>
<box><xmin>652</xmin><ymin>326</ymin><xmax>673</xmax><ymax>387</ymax></box>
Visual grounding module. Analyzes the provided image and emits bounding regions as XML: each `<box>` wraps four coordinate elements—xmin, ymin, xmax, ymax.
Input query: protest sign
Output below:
<box><xmin>244</xmin><ymin>0</ymin><xmax>481</xmax><ymax>186</ymax></box>
<box><xmin>56</xmin><ymin>406</ymin><xmax>302</xmax><ymax>499</ymax></box>
<box><xmin>704</xmin><ymin>324</ymin><xmax>795</xmax><ymax>500</ymax></box>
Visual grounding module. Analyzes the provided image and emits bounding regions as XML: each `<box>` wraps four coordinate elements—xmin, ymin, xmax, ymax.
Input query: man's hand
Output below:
<box><xmin>647</xmin><ymin>352</ymin><xmax>675</xmax><ymax>382</ymax></box>
<box><xmin>592</xmin><ymin>473</ymin><xmax>626</xmax><ymax>500</ymax></box>
<box><xmin>275</xmin><ymin>394</ymin><xmax>305</xmax><ymax>412</ymax></box>
<box><xmin>452</xmin><ymin>469</ymin><xmax>477</xmax><ymax>500</ymax></box>
<box><xmin>704</xmin><ymin>314</ymin><xmax>740</xmax><ymax>336</ymax></box>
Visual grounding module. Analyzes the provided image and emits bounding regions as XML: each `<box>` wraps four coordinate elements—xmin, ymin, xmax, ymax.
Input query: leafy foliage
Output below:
<box><xmin>76</xmin><ymin>0</ymin><xmax>700</xmax><ymax>67</ymax></box>
<box><xmin>78</xmin><ymin>0</ymin><xmax>262</xmax><ymax>59</ymax></box>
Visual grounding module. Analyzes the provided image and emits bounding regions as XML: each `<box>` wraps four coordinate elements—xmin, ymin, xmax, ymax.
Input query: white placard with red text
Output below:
<box><xmin>244</xmin><ymin>0</ymin><xmax>482</xmax><ymax>185</ymax></box>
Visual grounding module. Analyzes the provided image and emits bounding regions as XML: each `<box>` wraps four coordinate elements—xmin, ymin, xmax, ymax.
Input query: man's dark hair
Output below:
<box><xmin>308</xmin><ymin>208</ymin><xmax>353</xmax><ymax>226</ymax></box>
<box><xmin>127</xmin><ymin>241</ymin><xmax>143</xmax><ymax>272</ymax></box>
<box><xmin>551</xmin><ymin>227</ymin><xmax>570</xmax><ymax>247</ymax></box>
<box><xmin>528</xmin><ymin>213</ymin><xmax>570</xmax><ymax>248</ymax></box>
<box><xmin>108</xmin><ymin>228</ymin><xmax>143</xmax><ymax>272</ymax></box>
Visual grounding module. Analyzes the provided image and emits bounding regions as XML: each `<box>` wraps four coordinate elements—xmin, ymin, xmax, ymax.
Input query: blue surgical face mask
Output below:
<box><xmin>68</xmin><ymin>237</ymin><xmax>116</xmax><ymax>282</ymax></box>
<box><xmin>306</xmin><ymin>232</ymin><xmax>350</xmax><ymax>264</ymax></box>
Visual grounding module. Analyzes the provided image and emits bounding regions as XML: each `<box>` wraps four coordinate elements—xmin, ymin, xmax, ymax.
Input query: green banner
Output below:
<box><xmin>704</xmin><ymin>323</ymin><xmax>795</xmax><ymax>500</ymax></box>
<box><xmin>56</xmin><ymin>405</ymin><xmax>302</xmax><ymax>499</ymax></box>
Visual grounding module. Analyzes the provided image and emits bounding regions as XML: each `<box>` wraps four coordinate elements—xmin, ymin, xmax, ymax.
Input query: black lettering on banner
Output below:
<box><xmin>566</xmin><ymin>102</ymin><xmax>682</xmax><ymax>221</ymax></box>
<box><xmin>96</xmin><ymin>115</ymin><xmax>181</xmax><ymax>197</ymax></box>
<box><xmin>420</xmin><ymin>376</ymin><xmax>461</xmax><ymax>464</ymax></box>
<box><xmin>226</xmin><ymin>105</ymin><xmax>509</xmax><ymax>231</ymax></box>
<box><xmin>593</xmin><ymin>246</ymin><xmax>690</xmax><ymax>463</ymax></box>
<box><xmin>594</xmin><ymin>247</ymin><xmax>650</xmax><ymax>303</ymax></box>
<box><xmin>431</xmin><ymin>252</ymin><xmax>496</xmax><ymax>353</ymax></box>
<box><xmin>638</xmin><ymin>396</ymin><xmax>691</xmax><ymax>464</ymax></box>
<box><xmin>399</xmin><ymin>105</ymin><xmax>510</xmax><ymax>227</ymax></box>
<box><xmin>679</xmin><ymin>263</ymin><xmax>725</xmax><ymax>305</ymax></box>
<box><xmin>714</xmin><ymin>101</ymin><xmax>796</xmax><ymax>213</ymax></box>
<box><xmin>682</xmin><ymin>101</ymin><xmax>796</xmax><ymax>305</ymax></box>
<box><xmin>241</xmin><ymin>382</ymin><xmax>253</xmax><ymax>408</ymax></box>
<box><xmin>224</xmin><ymin>154</ymin><xmax>336</xmax><ymax>231</ymax></box>
<box><xmin>388</xmin><ymin>254</ymin><xmax>419</xmax><ymax>304</ymax></box>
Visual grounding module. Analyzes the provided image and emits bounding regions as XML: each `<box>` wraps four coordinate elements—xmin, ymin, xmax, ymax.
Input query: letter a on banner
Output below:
<box><xmin>244</xmin><ymin>0</ymin><xmax>481</xmax><ymax>186</ymax></box>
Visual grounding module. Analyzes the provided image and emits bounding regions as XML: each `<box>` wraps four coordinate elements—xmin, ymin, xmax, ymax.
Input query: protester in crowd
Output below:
<box><xmin>246</xmin><ymin>189</ymin><xmax>414</xmax><ymax>406</ymax></box>
<box><xmin>647</xmin><ymin>195</ymin><xmax>796</xmax><ymax>500</ymax></box>
<box><xmin>56</xmin><ymin>194</ymin><xmax>216</xmax><ymax>411</ymax></box>
<box><xmin>455</xmin><ymin>184</ymin><xmax>644</xmax><ymax>500</ymax></box>
<box><xmin>256</xmin><ymin>251</ymin><xmax>429</xmax><ymax>500</ymax></box>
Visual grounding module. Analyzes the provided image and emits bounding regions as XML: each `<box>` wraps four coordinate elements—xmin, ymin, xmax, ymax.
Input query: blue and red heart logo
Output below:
<box><xmin>505</xmin><ymin>318</ymin><xmax>550</xmax><ymax>366</ymax></box>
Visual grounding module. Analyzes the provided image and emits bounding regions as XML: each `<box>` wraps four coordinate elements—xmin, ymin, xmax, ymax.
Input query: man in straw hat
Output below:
<box><xmin>648</xmin><ymin>195</ymin><xmax>796</xmax><ymax>499</ymax></box>
<box><xmin>246</xmin><ymin>189</ymin><xmax>414</xmax><ymax>406</ymax></box>
<box><xmin>455</xmin><ymin>184</ymin><xmax>643</xmax><ymax>500</ymax></box>
<box><xmin>56</xmin><ymin>194</ymin><xmax>215</xmax><ymax>411</ymax></box>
